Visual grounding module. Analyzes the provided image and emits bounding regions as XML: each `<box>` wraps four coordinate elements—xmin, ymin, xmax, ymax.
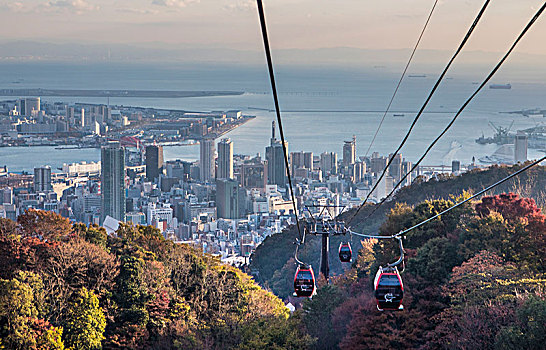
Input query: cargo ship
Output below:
<box><xmin>489</xmin><ymin>83</ymin><xmax>511</xmax><ymax>89</ymax></box>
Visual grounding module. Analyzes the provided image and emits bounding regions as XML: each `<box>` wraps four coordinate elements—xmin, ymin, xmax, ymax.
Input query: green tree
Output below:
<box><xmin>0</xmin><ymin>272</ymin><xmax>64</xmax><ymax>350</ymax></box>
<box><xmin>302</xmin><ymin>284</ymin><xmax>346</xmax><ymax>349</ymax></box>
<box><xmin>63</xmin><ymin>287</ymin><xmax>106</xmax><ymax>350</ymax></box>
<box><xmin>115</xmin><ymin>255</ymin><xmax>149</xmax><ymax>326</ymax></box>
<box><xmin>495</xmin><ymin>297</ymin><xmax>546</xmax><ymax>350</ymax></box>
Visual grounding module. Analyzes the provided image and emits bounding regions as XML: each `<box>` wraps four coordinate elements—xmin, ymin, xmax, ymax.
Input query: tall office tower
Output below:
<box><xmin>217</xmin><ymin>138</ymin><xmax>234</xmax><ymax>179</ymax></box>
<box><xmin>388</xmin><ymin>153</ymin><xmax>403</xmax><ymax>183</ymax></box>
<box><xmin>371</xmin><ymin>154</ymin><xmax>388</xmax><ymax>174</ymax></box>
<box><xmin>402</xmin><ymin>160</ymin><xmax>413</xmax><ymax>186</ymax></box>
<box><xmin>101</xmin><ymin>142</ymin><xmax>126</xmax><ymax>222</ymax></box>
<box><xmin>80</xmin><ymin>109</ymin><xmax>86</xmax><ymax>127</ymax></box>
<box><xmin>1</xmin><ymin>187</ymin><xmax>13</xmax><ymax>204</ymax></box>
<box><xmin>342</xmin><ymin>135</ymin><xmax>356</xmax><ymax>167</ymax></box>
<box><xmin>18</xmin><ymin>99</ymin><xmax>27</xmax><ymax>116</ymax></box>
<box><xmin>266</xmin><ymin>121</ymin><xmax>288</xmax><ymax>187</ymax></box>
<box><xmin>320</xmin><ymin>152</ymin><xmax>338</xmax><ymax>175</ymax></box>
<box><xmin>34</xmin><ymin>166</ymin><xmax>52</xmax><ymax>192</ymax></box>
<box><xmin>216</xmin><ymin>178</ymin><xmax>240</xmax><ymax>219</ymax></box>
<box><xmin>21</xmin><ymin>98</ymin><xmax>40</xmax><ymax>116</ymax></box>
<box><xmin>145</xmin><ymin>145</ymin><xmax>164</xmax><ymax>181</ymax></box>
<box><xmin>200</xmin><ymin>137</ymin><xmax>216</xmax><ymax>182</ymax></box>
<box><xmin>451</xmin><ymin>160</ymin><xmax>461</xmax><ymax>174</ymax></box>
<box><xmin>515</xmin><ymin>131</ymin><xmax>528</xmax><ymax>163</ymax></box>
<box><xmin>67</xmin><ymin>106</ymin><xmax>75</xmax><ymax>125</ymax></box>
<box><xmin>240</xmin><ymin>160</ymin><xmax>268</xmax><ymax>189</ymax></box>
<box><xmin>353</xmin><ymin>161</ymin><xmax>366</xmax><ymax>183</ymax></box>
<box><xmin>290</xmin><ymin>151</ymin><xmax>313</xmax><ymax>171</ymax></box>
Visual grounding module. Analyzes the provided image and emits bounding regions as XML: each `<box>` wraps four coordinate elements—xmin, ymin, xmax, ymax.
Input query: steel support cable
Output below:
<box><xmin>349</xmin><ymin>155</ymin><xmax>546</xmax><ymax>239</ymax></box>
<box><xmin>364</xmin><ymin>0</ymin><xmax>439</xmax><ymax>158</ymax></box>
<box><xmin>347</xmin><ymin>0</ymin><xmax>491</xmax><ymax>226</ymax></box>
<box><xmin>364</xmin><ymin>2</ymin><xmax>546</xmax><ymax>220</ymax></box>
<box><xmin>256</xmin><ymin>0</ymin><xmax>302</xmax><ymax>239</ymax></box>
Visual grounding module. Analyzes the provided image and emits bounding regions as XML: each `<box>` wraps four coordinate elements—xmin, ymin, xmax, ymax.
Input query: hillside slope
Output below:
<box><xmin>250</xmin><ymin>163</ymin><xmax>546</xmax><ymax>298</ymax></box>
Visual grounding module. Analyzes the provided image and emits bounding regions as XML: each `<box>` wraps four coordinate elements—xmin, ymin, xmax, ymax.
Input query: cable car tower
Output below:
<box><xmin>302</xmin><ymin>205</ymin><xmax>349</xmax><ymax>281</ymax></box>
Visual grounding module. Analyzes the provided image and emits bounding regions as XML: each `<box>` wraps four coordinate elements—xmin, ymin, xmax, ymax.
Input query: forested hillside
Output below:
<box><xmin>294</xmin><ymin>192</ymin><xmax>546</xmax><ymax>349</ymax></box>
<box><xmin>0</xmin><ymin>210</ymin><xmax>311</xmax><ymax>349</ymax></box>
<box><xmin>250</xmin><ymin>163</ymin><xmax>546</xmax><ymax>298</ymax></box>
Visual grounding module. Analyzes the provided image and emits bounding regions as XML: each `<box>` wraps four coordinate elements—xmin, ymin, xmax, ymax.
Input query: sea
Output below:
<box><xmin>0</xmin><ymin>61</ymin><xmax>545</xmax><ymax>172</ymax></box>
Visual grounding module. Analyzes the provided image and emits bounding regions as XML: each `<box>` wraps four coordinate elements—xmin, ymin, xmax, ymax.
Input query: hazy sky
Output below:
<box><xmin>0</xmin><ymin>0</ymin><xmax>544</xmax><ymax>55</ymax></box>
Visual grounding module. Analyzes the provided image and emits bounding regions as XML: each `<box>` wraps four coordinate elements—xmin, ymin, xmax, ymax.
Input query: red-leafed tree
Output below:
<box><xmin>18</xmin><ymin>209</ymin><xmax>73</xmax><ymax>241</ymax></box>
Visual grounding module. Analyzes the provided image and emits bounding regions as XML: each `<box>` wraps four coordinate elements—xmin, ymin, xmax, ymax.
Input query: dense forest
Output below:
<box><xmin>0</xmin><ymin>210</ymin><xmax>311</xmax><ymax>349</ymax></box>
<box><xmin>1</xmin><ymin>163</ymin><xmax>545</xmax><ymax>349</ymax></box>
<box><xmin>292</xmin><ymin>192</ymin><xmax>546</xmax><ymax>349</ymax></box>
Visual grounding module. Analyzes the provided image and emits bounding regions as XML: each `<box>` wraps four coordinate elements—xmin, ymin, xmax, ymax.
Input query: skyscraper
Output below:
<box><xmin>216</xmin><ymin>178</ymin><xmax>240</xmax><ymax>219</ymax></box>
<box><xmin>388</xmin><ymin>153</ymin><xmax>403</xmax><ymax>183</ymax></box>
<box><xmin>34</xmin><ymin>166</ymin><xmax>52</xmax><ymax>192</ymax></box>
<box><xmin>266</xmin><ymin>121</ymin><xmax>288</xmax><ymax>187</ymax></box>
<box><xmin>240</xmin><ymin>159</ymin><xmax>268</xmax><ymax>189</ymax></box>
<box><xmin>343</xmin><ymin>135</ymin><xmax>356</xmax><ymax>167</ymax></box>
<box><xmin>217</xmin><ymin>138</ymin><xmax>233</xmax><ymax>179</ymax></box>
<box><xmin>101</xmin><ymin>142</ymin><xmax>126</xmax><ymax>222</ymax></box>
<box><xmin>515</xmin><ymin>131</ymin><xmax>528</xmax><ymax>163</ymax></box>
<box><xmin>145</xmin><ymin>145</ymin><xmax>164</xmax><ymax>181</ymax></box>
<box><xmin>320</xmin><ymin>152</ymin><xmax>338</xmax><ymax>175</ymax></box>
<box><xmin>200</xmin><ymin>137</ymin><xmax>216</xmax><ymax>182</ymax></box>
<box><xmin>290</xmin><ymin>151</ymin><xmax>313</xmax><ymax>171</ymax></box>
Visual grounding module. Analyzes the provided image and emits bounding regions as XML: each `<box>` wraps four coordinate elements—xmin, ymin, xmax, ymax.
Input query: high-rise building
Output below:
<box><xmin>266</xmin><ymin>121</ymin><xmax>288</xmax><ymax>187</ymax></box>
<box><xmin>200</xmin><ymin>137</ymin><xmax>216</xmax><ymax>182</ymax></box>
<box><xmin>165</xmin><ymin>160</ymin><xmax>192</xmax><ymax>181</ymax></box>
<box><xmin>19</xmin><ymin>98</ymin><xmax>40</xmax><ymax>116</ymax></box>
<box><xmin>402</xmin><ymin>160</ymin><xmax>413</xmax><ymax>186</ymax></box>
<box><xmin>101</xmin><ymin>142</ymin><xmax>126</xmax><ymax>222</ymax></box>
<box><xmin>320</xmin><ymin>152</ymin><xmax>338</xmax><ymax>175</ymax></box>
<box><xmin>353</xmin><ymin>161</ymin><xmax>366</xmax><ymax>183</ymax></box>
<box><xmin>451</xmin><ymin>160</ymin><xmax>461</xmax><ymax>174</ymax></box>
<box><xmin>388</xmin><ymin>153</ymin><xmax>403</xmax><ymax>183</ymax></box>
<box><xmin>371</xmin><ymin>154</ymin><xmax>388</xmax><ymax>175</ymax></box>
<box><xmin>145</xmin><ymin>145</ymin><xmax>164</xmax><ymax>181</ymax></box>
<box><xmin>343</xmin><ymin>136</ymin><xmax>356</xmax><ymax>167</ymax></box>
<box><xmin>34</xmin><ymin>166</ymin><xmax>52</xmax><ymax>192</ymax></box>
<box><xmin>515</xmin><ymin>131</ymin><xmax>528</xmax><ymax>163</ymax></box>
<box><xmin>1</xmin><ymin>187</ymin><xmax>13</xmax><ymax>204</ymax></box>
<box><xmin>240</xmin><ymin>158</ymin><xmax>268</xmax><ymax>189</ymax></box>
<box><xmin>216</xmin><ymin>178</ymin><xmax>240</xmax><ymax>219</ymax></box>
<box><xmin>217</xmin><ymin>138</ymin><xmax>234</xmax><ymax>179</ymax></box>
<box><xmin>290</xmin><ymin>151</ymin><xmax>313</xmax><ymax>171</ymax></box>
<box><xmin>66</xmin><ymin>106</ymin><xmax>75</xmax><ymax>125</ymax></box>
<box><xmin>18</xmin><ymin>99</ymin><xmax>26</xmax><ymax>116</ymax></box>
<box><xmin>80</xmin><ymin>108</ymin><xmax>86</xmax><ymax>127</ymax></box>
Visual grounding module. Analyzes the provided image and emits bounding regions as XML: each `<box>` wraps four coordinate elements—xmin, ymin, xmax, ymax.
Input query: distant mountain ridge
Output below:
<box><xmin>1</xmin><ymin>40</ymin><xmax>545</xmax><ymax>67</ymax></box>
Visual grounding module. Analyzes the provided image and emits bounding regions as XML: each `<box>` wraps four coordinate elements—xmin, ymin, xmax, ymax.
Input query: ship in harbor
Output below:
<box><xmin>476</xmin><ymin>121</ymin><xmax>546</xmax><ymax>150</ymax></box>
<box><xmin>489</xmin><ymin>83</ymin><xmax>511</xmax><ymax>89</ymax></box>
<box><xmin>476</xmin><ymin>121</ymin><xmax>515</xmax><ymax>145</ymax></box>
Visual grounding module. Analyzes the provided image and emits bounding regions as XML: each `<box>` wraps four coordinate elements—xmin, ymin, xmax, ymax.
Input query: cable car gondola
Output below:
<box><xmin>293</xmin><ymin>265</ymin><xmax>316</xmax><ymax>297</ymax></box>
<box><xmin>338</xmin><ymin>242</ymin><xmax>352</xmax><ymax>262</ymax></box>
<box><xmin>374</xmin><ymin>266</ymin><xmax>404</xmax><ymax>311</ymax></box>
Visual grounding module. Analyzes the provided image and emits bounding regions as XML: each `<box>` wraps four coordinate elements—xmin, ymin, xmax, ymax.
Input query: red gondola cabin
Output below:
<box><xmin>374</xmin><ymin>266</ymin><xmax>404</xmax><ymax>311</ymax></box>
<box><xmin>338</xmin><ymin>242</ymin><xmax>352</xmax><ymax>262</ymax></box>
<box><xmin>294</xmin><ymin>265</ymin><xmax>316</xmax><ymax>297</ymax></box>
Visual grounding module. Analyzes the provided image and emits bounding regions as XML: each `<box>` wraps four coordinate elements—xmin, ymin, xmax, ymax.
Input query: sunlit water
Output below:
<box><xmin>0</xmin><ymin>62</ymin><xmax>544</xmax><ymax>172</ymax></box>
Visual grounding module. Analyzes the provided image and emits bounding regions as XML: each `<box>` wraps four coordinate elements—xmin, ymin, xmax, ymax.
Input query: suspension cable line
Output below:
<box><xmin>347</xmin><ymin>0</ymin><xmax>491</xmax><ymax>226</ymax></box>
<box><xmin>350</xmin><ymin>155</ymin><xmax>546</xmax><ymax>239</ymax></box>
<box><xmin>364</xmin><ymin>2</ymin><xmax>546</xmax><ymax>220</ymax></box>
<box><xmin>364</xmin><ymin>0</ymin><xmax>439</xmax><ymax>158</ymax></box>
<box><xmin>256</xmin><ymin>0</ymin><xmax>302</xmax><ymax>239</ymax></box>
